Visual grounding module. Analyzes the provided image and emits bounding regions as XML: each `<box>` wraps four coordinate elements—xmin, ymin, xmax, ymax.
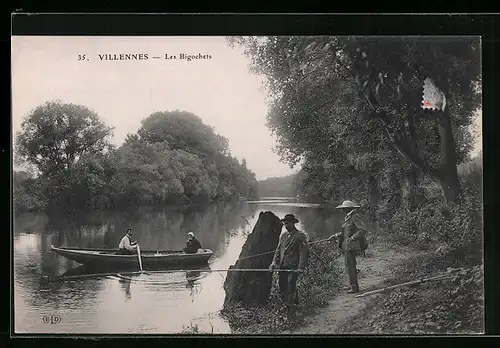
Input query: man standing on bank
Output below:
<box><xmin>329</xmin><ymin>200</ymin><xmax>368</xmax><ymax>294</ymax></box>
<box><xmin>269</xmin><ymin>214</ymin><xmax>309</xmax><ymax>316</ymax></box>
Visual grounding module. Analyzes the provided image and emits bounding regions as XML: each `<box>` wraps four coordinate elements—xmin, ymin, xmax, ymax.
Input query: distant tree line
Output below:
<box><xmin>14</xmin><ymin>102</ymin><xmax>258</xmax><ymax>214</ymax></box>
<box><xmin>256</xmin><ymin>174</ymin><xmax>302</xmax><ymax>198</ymax></box>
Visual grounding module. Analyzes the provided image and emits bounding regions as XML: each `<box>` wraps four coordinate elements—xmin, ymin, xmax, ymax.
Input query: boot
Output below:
<box><xmin>347</xmin><ymin>286</ymin><xmax>359</xmax><ymax>293</ymax></box>
<box><xmin>287</xmin><ymin>305</ymin><xmax>298</xmax><ymax>320</ymax></box>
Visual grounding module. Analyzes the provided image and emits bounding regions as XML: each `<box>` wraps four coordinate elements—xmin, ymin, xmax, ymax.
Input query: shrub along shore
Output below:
<box><xmin>220</xmin><ymin>241</ymin><xmax>344</xmax><ymax>334</ymax></box>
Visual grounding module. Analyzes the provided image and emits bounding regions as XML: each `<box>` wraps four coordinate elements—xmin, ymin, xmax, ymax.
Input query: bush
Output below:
<box><xmin>386</xmin><ymin>193</ymin><xmax>482</xmax><ymax>264</ymax></box>
<box><xmin>458</xmin><ymin>157</ymin><xmax>482</xmax><ymax>199</ymax></box>
<box><xmin>180</xmin><ymin>323</ymin><xmax>201</xmax><ymax>334</ymax></box>
<box><xmin>383</xmin><ymin>155</ymin><xmax>482</xmax><ymax>264</ymax></box>
<box><xmin>221</xmin><ymin>241</ymin><xmax>343</xmax><ymax>334</ymax></box>
<box><xmin>13</xmin><ymin>178</ymin><xmax>47</xmax><ymax>214</ymax></box>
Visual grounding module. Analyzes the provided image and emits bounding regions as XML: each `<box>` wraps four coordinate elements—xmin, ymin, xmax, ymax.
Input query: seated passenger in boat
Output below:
<box><xmin>117</xmin><ymin>229</ymin><xmax>138</xmax><ymax>255</ymax></box>
<box><xmin>183</xmin><ymin>232</ymin><xmax>202</xmax><ymax>254</ymax></box>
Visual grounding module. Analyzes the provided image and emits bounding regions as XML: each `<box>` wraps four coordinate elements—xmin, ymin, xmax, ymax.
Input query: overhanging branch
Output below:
<box><xmin>331</xmin><ymin>53</ymin><xmax>443</xmax><ymax>181</ymax></box>
<box><xmin>373</xmin><ymin>113</ymin><xmax>440</xmax><ymax>179</ymax></box>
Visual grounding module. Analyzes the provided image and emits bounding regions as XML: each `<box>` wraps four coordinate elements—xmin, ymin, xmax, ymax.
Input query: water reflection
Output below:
<box><xmin>34</xmin><ymin>202</ymin><xmax>256</xmax><ymax>253</ymax></box>
<box><xmin>118</xmin><ymin>278</ymin><xmax>132</xmax><ymax>301</ymax></box>
<box><xmin>14</xmin><ymin>199</ymin><xmax>343</xmax><ymax>334</ymax></box>
<box><xmin>186</xmin><ymin>270</ymin><xmax>202</xmax><ymax>285</ymax></box>
<box><xmin>185</xmin><ymin>271</ymin><xmax>204</xmax><ymax>303</ymax></box>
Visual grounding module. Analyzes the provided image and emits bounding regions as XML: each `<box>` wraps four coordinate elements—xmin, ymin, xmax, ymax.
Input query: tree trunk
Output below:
<box><xmin>222</xmin><ymin>211</ymin><xmax>282</xmax><ymax>309</ymax></box>
<box><xmin>367</xmin><ymin>174</ymin><xmax>380</xmax><ymax>221</ymax></box>
<box><xmin>435</xmin><ymin>171</ymin><xmax>462</xmax><ymax>204</ymax></box>
<box><xmin>435</xmin><ymin>108</ymin><xmax>462</xmax><ymax>203</ymax></box>
<box><xmin>374</xmin><ymin>108</ymin><xmax>462</xmax><ymax>204</ymax></box>
<box><xmin>403</xmin><ymin>166</ymin><xmax>426</xmax><ymax>211</ymax></box>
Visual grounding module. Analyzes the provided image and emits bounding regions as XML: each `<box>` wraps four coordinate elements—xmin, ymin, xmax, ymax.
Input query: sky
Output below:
<box><xmin>11</xmin><ymin>36</ymin><xmax>482</xmax><ymax>180</ymax></box>
<box><xmin>11</xmin><ymin>36</ymin><xmax>297</xmax><ymax>180</ymax></box>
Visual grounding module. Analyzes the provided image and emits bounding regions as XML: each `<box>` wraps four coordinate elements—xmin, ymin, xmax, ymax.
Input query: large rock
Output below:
<box><xmin>223</xmin><ymin>211</ymin><xmax>283</xmax><ymax>308</ymax></box>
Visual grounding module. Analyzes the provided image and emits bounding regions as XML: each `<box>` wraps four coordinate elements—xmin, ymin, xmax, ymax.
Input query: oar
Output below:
<box><xmin>137</xmin><ymin>245</ymin><xmax>143</xmax><ymax>272</ymax></box>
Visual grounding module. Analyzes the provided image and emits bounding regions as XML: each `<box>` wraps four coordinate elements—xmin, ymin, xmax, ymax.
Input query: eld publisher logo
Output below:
<box><xmin>42</xmin><ymin>314</ymin><xmax>61</xmax><ymax>324</ymax></box>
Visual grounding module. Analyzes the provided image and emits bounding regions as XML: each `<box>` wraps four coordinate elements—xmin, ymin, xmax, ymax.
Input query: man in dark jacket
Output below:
<box><xmin>269</xmin><ymin>214</ymin><xmax>309</xmax><ymax>315</ymax></box>
<box><xmin>329</xmin><ymin>200</ymin><xmax>368</xmax><ymax>293</ymax></box>
<box><xmin>183</xmin><ymin>232</ymin><xmax>202</xmax><ymax>254</ymax></box>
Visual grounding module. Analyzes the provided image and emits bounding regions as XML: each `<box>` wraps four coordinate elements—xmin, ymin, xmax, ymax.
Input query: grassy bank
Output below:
<box><xmin>220</xmin><ymin>241</ymin><xmax>344</xmax><ymax>334</ymax></box>
<box><xmin>340</xmin><ymin>247</ymin><xmax>483</xmax><ymax>334</ymax></box>
<box><xmin>179</xmin><ymin>237</ymin><xmax>483</xmax><ymax>335</ymax></box>
<box><xmin>180</xmin><ymin>161</ymin><xmax>483</xmax><ymax>334</ymax></box>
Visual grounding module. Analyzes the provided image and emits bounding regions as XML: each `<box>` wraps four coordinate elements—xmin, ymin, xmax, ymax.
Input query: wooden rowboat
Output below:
<box><xmin>51</xmin><ymin>245</ymin><xmax>213</xmax><ymax>267</ymax></box>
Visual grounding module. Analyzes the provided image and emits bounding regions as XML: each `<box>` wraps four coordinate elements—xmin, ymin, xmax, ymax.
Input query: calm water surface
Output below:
<box><xmin>14</xmin><ymin>199</ymin><xmax>343</xmax><ymax>334</ymax></box>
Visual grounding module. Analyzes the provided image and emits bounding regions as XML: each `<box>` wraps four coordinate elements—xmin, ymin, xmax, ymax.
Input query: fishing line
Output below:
<box><xmin>308</xmin><ymin>246</ymin><xmax>331</xmax><ymax>269</ymax></box>
<box><xmin>234</xmin><ymin>237</ymin><xmax>332</xmax><ymax>262</ymax></box>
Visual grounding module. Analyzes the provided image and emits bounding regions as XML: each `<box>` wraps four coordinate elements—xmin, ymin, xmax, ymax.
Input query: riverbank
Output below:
<box><xmin>212</xmin><ymin>239</ymin><xmax>483</xmax><ymax>335</ymax></box>
<box><xmin>220</xmin><ymin>240</ymin><xmax>344</xmax><ymax>334</ymax></box>
<box><xmin>289</xmin><ymin>242</ymin><xmax>483</xmax><ymax>334</ymax></box>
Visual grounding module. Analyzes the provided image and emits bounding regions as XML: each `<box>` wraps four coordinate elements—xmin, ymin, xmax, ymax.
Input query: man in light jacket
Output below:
<box><xmin>329</xmin><ymin>200</ymin><xmax>368</xmax><ymax>293</ymax></box>
<box><xmin>117</xmin><ymin>228</ymin><xmax>138</xmax><ymax>255</ymax></box>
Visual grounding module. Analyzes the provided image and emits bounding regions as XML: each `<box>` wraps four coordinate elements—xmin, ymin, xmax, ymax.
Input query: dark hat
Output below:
<box><xmin>281</xmin><ymin>214</ymin><xmax>299</xmax><ymax>224</ymax></box>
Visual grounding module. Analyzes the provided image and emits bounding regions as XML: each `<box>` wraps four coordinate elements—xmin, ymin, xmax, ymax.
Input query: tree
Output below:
<box><xmin>107</xmin><ymin>110</ymin><xmax>258</xmax><ymax>206</ymax></box>
<box><xmin>257</xmin><ymin>174</ymin><xmax>299</xmax><ymax>198</ymax></box>
<box><xmin>13</xmin><ymin>170</ymin><xmax>31</xmax><ymax>189</ymax></box>
<box><xmin>14</xmin><ymin>104</ymin><xmax>259</xmax><ymax>210</ymax></box>
<box><xmin>13</xmin><ymin>170</ymin><xmax>46</xmax><ymax>213</ymax></box>
<box><xmin>137</xmin><ymin>110</ymin><xmax>230</xmax><ymax>158</ymax></box>
<box><xmin>229</xmin><ymin>36</ymin><xmax>481</xmax><ymax>204</ymax></box>
<box><xmin>15</xmin><ymin>101</ymin><xmax>114</xmax><ymax>177</ymax></box>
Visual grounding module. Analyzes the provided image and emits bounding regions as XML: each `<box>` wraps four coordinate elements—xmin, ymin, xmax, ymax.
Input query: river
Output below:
<box><xmin>13</xmin><ymin>198</ymin><xmax>344</xmax><ymax>334</ymax></box>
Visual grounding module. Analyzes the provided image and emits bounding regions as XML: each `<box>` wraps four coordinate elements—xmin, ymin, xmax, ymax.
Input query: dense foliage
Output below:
<box><xmin>14</xmin><ymin>102</ymin><xmax>258</xmax><ymax>213</ymax></box>
<box><xmin>229</xmin><ymin>36</ymin><xmax>482</xmax><ymax>260</ymax></box>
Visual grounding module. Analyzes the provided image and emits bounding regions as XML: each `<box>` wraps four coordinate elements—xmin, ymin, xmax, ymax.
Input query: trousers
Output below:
<box><xmin>344</xmin><ymin>250</ymin><xmax>359</xmax><ymax>289</ymax></box>
<box><xmin>278</xmin><ymin>270</ymin><xmax>299</xmax><ymax>307</ymax></box>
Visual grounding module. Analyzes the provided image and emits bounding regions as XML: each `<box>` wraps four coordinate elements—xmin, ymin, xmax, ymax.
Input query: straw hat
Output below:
<box><xmin>335</xmin><ymin>200</ymin><xmax>360</xmax><ymax>209</ymax></box>
<box><xmin>187</xmin><ymin>232</ymin><xmax>195</xmax><ymax>237</ymax></box>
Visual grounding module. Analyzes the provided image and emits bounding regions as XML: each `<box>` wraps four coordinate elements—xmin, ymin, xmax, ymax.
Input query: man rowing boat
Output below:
<box><xmin>117</xmin><ymin>228</ymin><xmax>138</xmax><ymax>255</ymax></box>
<box><xmin>269</xmin><ymin>214</ymin><xmax>309</xmax><ymax>317</ymax></box>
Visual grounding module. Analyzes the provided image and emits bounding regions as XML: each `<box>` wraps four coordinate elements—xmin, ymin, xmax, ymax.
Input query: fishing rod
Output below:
<box><xmin>234</xmin><ymin>237</ymin><xmax>333</xmax><ymax>262</ymax></box>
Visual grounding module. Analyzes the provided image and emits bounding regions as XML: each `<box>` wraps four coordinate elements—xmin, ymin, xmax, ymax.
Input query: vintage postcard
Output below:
<box><xmin>12</xmin><ymin>34</ymin><xmax>483</xmax><ymax>335</ymax></box>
